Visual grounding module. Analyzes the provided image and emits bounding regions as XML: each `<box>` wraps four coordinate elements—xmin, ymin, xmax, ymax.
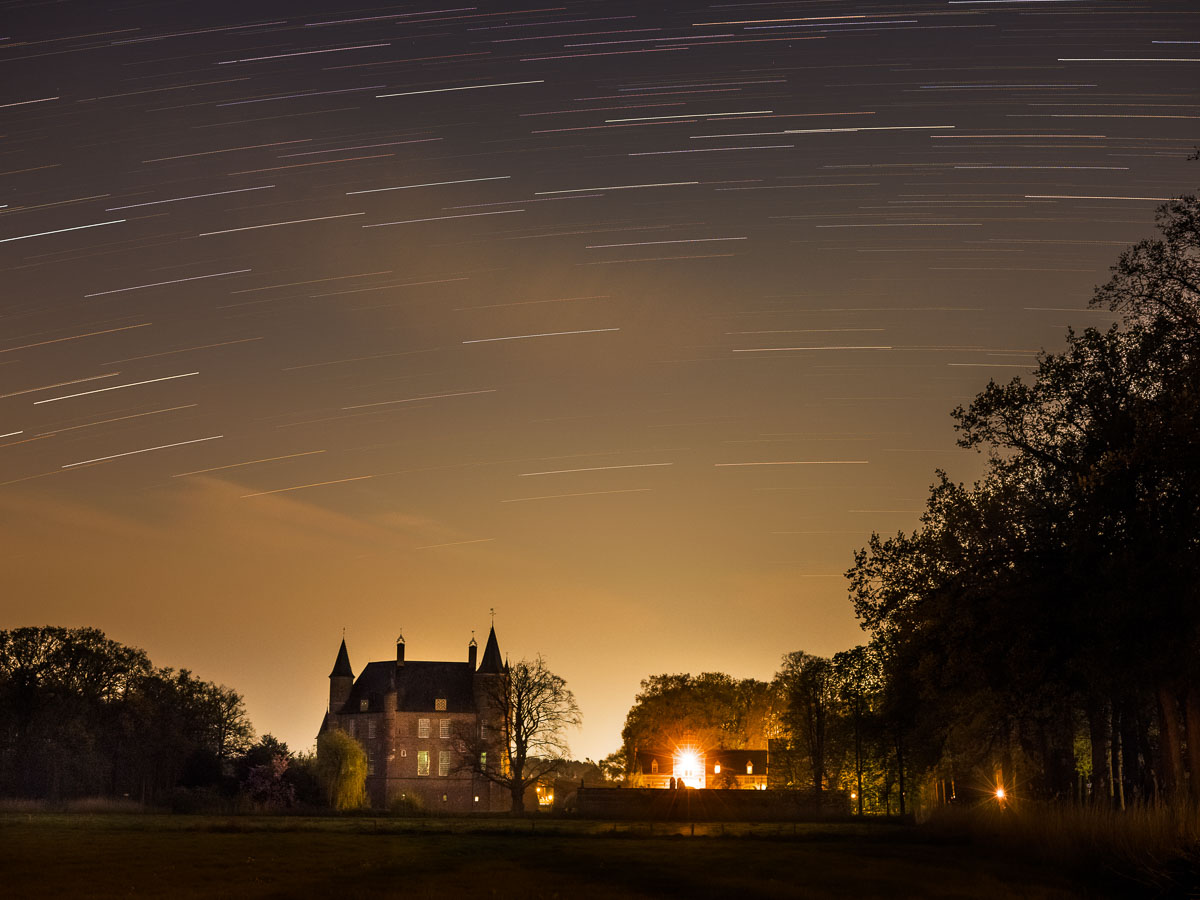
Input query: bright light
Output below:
<box><xmin>995</xmin><ymin>787</ymin><xmax>1005</xmax><ymax>801</ymax></box>
<box><xmin>673</xmin><ymin>748</ymin><xmax>704</xmax><ymax>788</ymax></box>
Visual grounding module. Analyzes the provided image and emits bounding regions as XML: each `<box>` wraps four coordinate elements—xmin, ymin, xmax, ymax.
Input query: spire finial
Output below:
<box><xmin>490</xmin><ymin>607</ymin><xmax>495</xmax><ymax>625</ymax></box>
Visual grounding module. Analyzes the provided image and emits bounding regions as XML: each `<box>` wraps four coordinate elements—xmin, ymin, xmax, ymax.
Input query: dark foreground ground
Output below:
<box><xmin>0</xmin><ymin>813</ymin><xmax>1132</xmax><ymax>898</ymax></box>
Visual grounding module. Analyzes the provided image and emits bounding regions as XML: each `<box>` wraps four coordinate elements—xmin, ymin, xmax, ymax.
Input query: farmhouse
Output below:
<box><xmin>635</xmin><ymin>747</ymin><xmax>770</xmax><ymax>790</ymax></box>
<box><xmin>318</xmin><ymin>627</ymin><xmax>509</xmax><ymax>812</ymax></box>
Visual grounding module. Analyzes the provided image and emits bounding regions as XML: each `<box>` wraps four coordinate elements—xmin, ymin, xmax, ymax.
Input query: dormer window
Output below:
<box><xmin>746</xmin><ymin>762</ymin><xmax>753</xmax><ymax>775</ymax></box>
<box><xmin>359</xmin><ymin>699</ymin><xmax>368</xmax><ymax>712</ymax></box>
<box><xmin>435</xmin><ymin>698</ymin><xmax>447</xmax><ymax>711</ymax></box>
<box><xmin>651</xmin><ymin>759</ymin><xmax>659</xmax><ymax>774</ymax></box>
<box><xmin>714</xmin><ymin>764</ymin><xmax>721</xmax><ymax>775</ymax></box>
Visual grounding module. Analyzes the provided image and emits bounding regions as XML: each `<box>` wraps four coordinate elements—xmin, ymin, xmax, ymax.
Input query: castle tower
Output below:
<box><xmin>329</xmin><ymin>637</ymin><xmax>354</xmax><ymax>713</ymax></box>
<box><xmin>476</xmin><ymin>625</ymin><xmax>503</xmax><ymax>674</ymax></box>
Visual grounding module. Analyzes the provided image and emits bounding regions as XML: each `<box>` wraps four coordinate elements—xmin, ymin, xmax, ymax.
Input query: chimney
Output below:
<box><xmin>468</xmin><ymin>632</ymin><xmax>478</xmax><ymax>670</ymax></box>
<box><xmin>396</xmin><ymin>632</ymin><xmax>405</xmax><ymax>667</ymax></box>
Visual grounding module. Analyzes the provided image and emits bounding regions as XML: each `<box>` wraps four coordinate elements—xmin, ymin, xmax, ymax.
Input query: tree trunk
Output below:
<box><xmin>854</xmin><ymin>704</ymin><xmax>863</xmax><ymax>817</ymax></box>
<box><xmin>1184</xmin><ymin>687</ymin><xmax>1200</xmax><ymax>805</ymax></box>
<box><xmin>1110</xmin><ymin>704</ymin><xmax>1125</xmax><ymax>811</ymax></box>
<box><xmin>896</xmin><ymin>736</ymin><xmax>906</xmax><ymax>816</ymax></box>
<box><xmin>510</xmin><ymin>782</ymin><xmax>525</xmax><ymax>814</ymax></box>
<box><xmin>1157</xmin><ymin>684</ymin><xmax>1185</xmax><ymax>800</ymax></box>
<box><xmin>1120</xmin><ymin>701</ymin><xmax>1143</xmax><ymax>805</ymax></box>
<box><xmin>1087</xmin><ymin>699</ymin><xmax>1112</xmax><ymax>806</ymax></box>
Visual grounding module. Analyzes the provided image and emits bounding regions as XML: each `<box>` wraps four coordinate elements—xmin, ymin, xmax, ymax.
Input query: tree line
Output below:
<box><xmin>848</xmin><ymin>192</ymin><xmax>1200</xmax><ymax>808</ymax></box>
<box><xmin>0</xmin><ymin>626</ymin><xmax>313</xmax><ymax>807</ymax></box>
<box><xmin>617</xmin><ymin>192</ymin><xmax>1200</xmax><ymax>813</ymax></box>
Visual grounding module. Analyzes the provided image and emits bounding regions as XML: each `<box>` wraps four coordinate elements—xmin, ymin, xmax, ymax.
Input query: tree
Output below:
<box><xmin>775</xmin><ymin>652</ymin><xmax>837</xmax><ymax>803</ymax></box>
<box><xmin>243</xmin><ymin>754</ymin><xmax>295</xmax><ymax>809</ymax></box>
<box><xmin>315</xmin><ymin>728</ymin><xmax>367</xmax><ymax>810</ymax></box>
<box><xmin>847</xmin><ymin>190</ymin><xmax>1200</xmax><ymax>809</ymax></box>
<box><xmin>832</xmin><ymin>646</ymin><xmax>882</xmax><ymax>817</ymax></box>
<box><xmin>0</xmin><ymin>627</ymin><xmax>256</xmax><ymax>803</ymax></box>
<box><xmin>456</xmin><ymin>655</ymin><xmax>580</xmax><ymax>813</ymax></box>
<box><xmin>599</xmin><ymin>750</ymin><xmax>626</xmax><ymax>783</ymax></box>
<box><xmin>619</xmin><ymin>672</ymin><xmax>775</xmax><ymax>778</ymax></box>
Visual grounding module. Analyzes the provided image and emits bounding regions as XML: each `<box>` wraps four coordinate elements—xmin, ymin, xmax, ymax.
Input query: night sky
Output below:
<box><xmin>2</xmin><ymin>0</ymin><xmax>1196</xmax><ymax>761</ymax></box>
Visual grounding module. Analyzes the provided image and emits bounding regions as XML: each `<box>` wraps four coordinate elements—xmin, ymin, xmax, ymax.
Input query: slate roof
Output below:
<box><xmin>340</xmin><ymin>660</ymin><xmax>478</xmax><ymax>714</ymax></box>
<box><xmin>329</xmin><ymin>638</ymin><xmax>353</xmax><ymax>678</ymax></box>
<box><xmin>477</xmin><ymin>626</ymin><xmax>504</xmax><ymax>674</ymax></box>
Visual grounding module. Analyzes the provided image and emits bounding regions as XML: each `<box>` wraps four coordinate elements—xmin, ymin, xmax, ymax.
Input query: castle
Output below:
<box><xmin>318</xmin><ymin>626</ymin><xmax>509</xmax><ymax>812</ymax></box>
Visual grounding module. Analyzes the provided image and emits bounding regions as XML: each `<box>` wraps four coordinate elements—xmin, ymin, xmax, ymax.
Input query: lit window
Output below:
<box><xmin>435</xmin><ymin>698</ymin><xmax>447</xmax><ymax>711</ymax></box>
<box><xmin>440</xmin><ymin>719</ymin><xmax>450</xmax><ymax>739</ymax></box>
<box><xmin>417</xmin><ymin>751</ymin><xmax>430</xmax><ymax>776</ymax></box>
<box><xmin>418</xmin><ymin>718</ymin><xmax>430</xmax><ymax>738</ymax></box>
<box><xmin>651</xmin><ymin>759</ymin><xmax>658</xmax><ymax>774</ymax></box>
<box><xmin>747</xmin><ymin>762</ymin><xmax>753</xmax><ymax>775</ymax></box>
<box><xmin>439</xmin><ymin>750</ymin><xmax>450</xmax><ymax>777</ymax></box>
<box><xmin>401</xmin><ymin>749</ymin><xmax>407</xmax><ymax>757</ymax></box>
<box><xmin>480</xmin><ymin>751</ymin><xmax>487</xmax><ymax>771</ymax></box>
<box><xmin>359</xmin><ymin>699</ymin><xmax>368</xmax><ymax>712</ymax></box>
<box><xmin>368</xmin><ymin>720</ymin><xmax>376</xmax><ymax>739</ymax></box>
<box><xmin>714</xmin><ymin>764</ymin><xmax>721</xmax><ymax>775</ymax></box>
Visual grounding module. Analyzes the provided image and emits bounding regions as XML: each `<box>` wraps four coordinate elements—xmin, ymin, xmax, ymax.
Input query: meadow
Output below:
<box><xmin>0</xmin><ymin>811</ymin><xmax>1127</xmax><ymax>898</ymax></box>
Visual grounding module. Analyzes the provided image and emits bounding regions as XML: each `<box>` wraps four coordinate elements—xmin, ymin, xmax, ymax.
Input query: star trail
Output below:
<box><xmin>1</xmin><ymin>0</ymin><xmax>1196</xmax><ymax>759</ymax></box>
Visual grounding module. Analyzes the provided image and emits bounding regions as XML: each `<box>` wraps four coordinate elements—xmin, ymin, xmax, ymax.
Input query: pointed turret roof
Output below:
<box><xmin>476</xmin><ymin>625</ymin><xmax>503</xmax><ymax>674</ymax></box>
<box><xmin>329</xmin><ymin>638</ymin><xmax>353</xmax><ymax>678</ymax></box>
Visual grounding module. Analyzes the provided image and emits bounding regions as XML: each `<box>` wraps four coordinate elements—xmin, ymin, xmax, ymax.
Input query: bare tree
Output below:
<box><xmin>456</xmin><ymin>655</ymin><xmax>581</xmax><ymax>813</ymax></box>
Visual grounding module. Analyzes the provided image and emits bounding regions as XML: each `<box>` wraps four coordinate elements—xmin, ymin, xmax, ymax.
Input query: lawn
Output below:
<box><xmin>0</xmin><ymin>813</ymin><xmax>1110</xmax><ymax>898</ymax></box>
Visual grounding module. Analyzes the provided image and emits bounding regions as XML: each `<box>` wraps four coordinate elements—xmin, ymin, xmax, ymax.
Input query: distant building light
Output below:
<box><xmin>673</xmin><ymin>748</ymin><xmax>704</xmax><ymax>789</ymax></box>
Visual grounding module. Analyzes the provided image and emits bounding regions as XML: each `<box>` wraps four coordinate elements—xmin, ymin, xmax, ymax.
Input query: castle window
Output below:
<box><xmin>714</xmin><ymin>764</ymin><xmax>721</xmax><ymax>775</ymax></box>
<box><xmin>368</xmin><ymin>720</ymin><xmax>376</xmax><ymax>739</ymax></box>
<box><xmin>747</xmin><ymin>762</ymin><xmax>753</xmax><ymax>775</ymax></box>
<box><xmin>401</xmin><ymin>749</ymin><xmax>407</xmax><ymax>757</ymax></box>
<box><xmin>367</xmin><ymin>751</ymin><xmax>374</xmax><ymax>776</ymax></box>
<box><xmin>480</xmin><ymin>751</ymin><xmax>487</xmax><ymax>771</ymax></box>
<box><xmin>651</xmin><ymin>759</ymin><xmax>658</xmax><ymax>774</ymax></box>
<box><xmin>435</xmin><ymin>698</ymin><xmax>447</xmax><ymax>711</ymax></box>
<box><xmin>439</xmin><ymin>750</ymin><xmax>450</xmax><ymax>777</ymax></box>
<box><xmin>418</xmin><ymin>718</ymin><xmax>430</xmax><ymax>738</ymax></box>
<box><xmin>439</xmin><ymin>719</ymin><xmax>450</xmax><ymax>739</ymax></box>
<box><xmin>359</xmin><ymin>699</ymin><xmax>368</xmax><ymax>712</ymax></box>
<box><xmin>417</xmin><ymin>751</ymin><xmax>430</xmax><ymax>776</ymax></box>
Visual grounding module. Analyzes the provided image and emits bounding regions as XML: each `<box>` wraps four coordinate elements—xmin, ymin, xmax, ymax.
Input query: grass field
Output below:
<box><xmin>0</xmin><ymin>812</ymin><xmax>1121</xmax><ymax>898</ymax></box>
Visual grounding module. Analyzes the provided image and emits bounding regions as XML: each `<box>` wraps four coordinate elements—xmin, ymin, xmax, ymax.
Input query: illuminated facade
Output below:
<box><xmin>635</xmin><ymin>747</ymin><xmax>770</xmax><ymax>790</ymax></box>
<box><xmin>318</xmin><ymin>627</ymin><xmax>509</xmax><ymax>812</ymax></box>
